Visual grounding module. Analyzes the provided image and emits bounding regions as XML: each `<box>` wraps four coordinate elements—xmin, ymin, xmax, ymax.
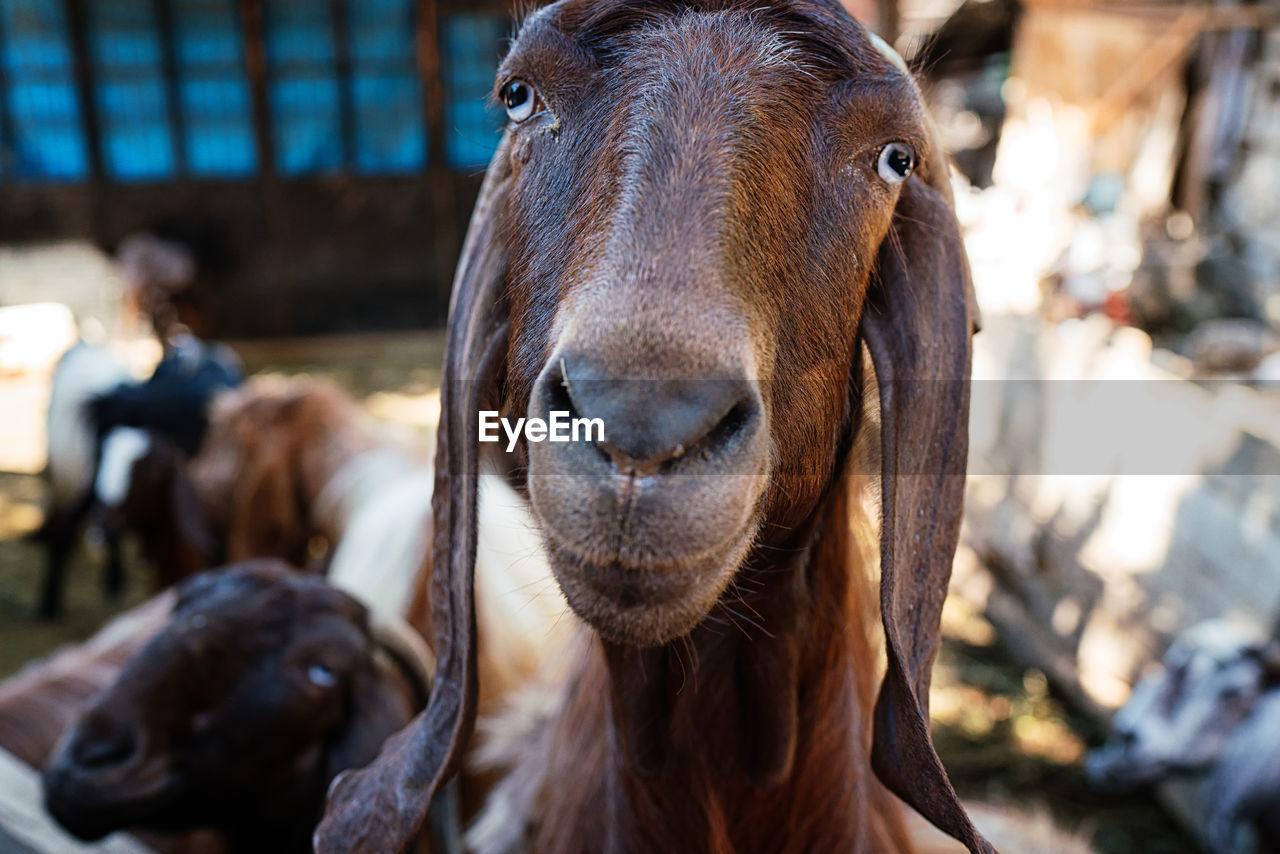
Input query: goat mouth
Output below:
<box><xmin>542</xmin><ymin>522</ymin><xmax>754</xmax><ymax>647</ymax></box>
<box><xmin>44</xmin><ymin>760</ymin><xmax>181</xmax><ymax>840</ymax></box>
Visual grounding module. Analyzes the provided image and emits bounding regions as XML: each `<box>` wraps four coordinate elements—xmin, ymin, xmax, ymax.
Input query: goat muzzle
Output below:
<box><xmin>526</xmin><ymin>349</ymin><xmax>769</xmax><ymax>647</ymax></box>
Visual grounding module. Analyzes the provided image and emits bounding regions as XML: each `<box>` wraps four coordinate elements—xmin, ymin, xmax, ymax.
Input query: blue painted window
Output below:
<box><xmin>1</xmin><ymin>0</ymin><xmax>508</xmax><ymax>182</ymax></box>
<box><xmin>173</xmin><ymin>0</ymin><xmax>256</xmax><ymax>177</ymax></box>
<box><xmin>88</xmin><ymin>0</ymin><xmax>175</xmax><ymax>181</ymax></box>
<box><xmin>441</xmin><ymin>12</ymin><xmax>505</xmax><ymax>171</ymax></box>
<box><xmin>0</xmin><ymin>0</ymin><xmax>89</xmax><ymax>180</ymax></box>
<box><xmin>264</xmin><ymin>0</ymin><xmax>341</xmax><ymax>175</ymax></box>
<box><xmin>348</xmin><ymin>0</ymin><xmax>424</xmax><ymax>173</ymax></box>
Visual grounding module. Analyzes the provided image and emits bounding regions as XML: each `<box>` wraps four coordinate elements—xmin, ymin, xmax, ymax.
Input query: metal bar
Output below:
<box><xmin>238</xmin><ymin>0</ymin><xmax>274</xmax><ymax>177</ymax></box>
<box><xmin>154</xmin><ymin>0</ymin><xmax>188</xmax><ymax>176</ymax></box>
<box><xmin>329</xmin><ymin>0</ymin><xmax>355</xmax><ymax>170</ymax></box>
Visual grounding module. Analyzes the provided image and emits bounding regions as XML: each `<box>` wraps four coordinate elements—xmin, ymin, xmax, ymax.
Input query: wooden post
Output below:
<box><xmin>415</xmin><ymin>0</ymin><xmax>446</xmax><ymax>171</ymax></box>
<box><xmin>64</xmin><ymin>0</ymin><xmax>107</xmax><ymax>237</ymax></box>
<box><xmin>238</xmin><ymin>0</ymin><xmax>274</xmax><ymax>178</ymax></box>
<box><xmin>154</xmin><ymin>0</ymin><xmax>188</xmax><ymax>177</ymax></box>
<box><xmin>329</xmin><ymin>0</ymin><xmax>356</xmax><ymax>171</ymax></box>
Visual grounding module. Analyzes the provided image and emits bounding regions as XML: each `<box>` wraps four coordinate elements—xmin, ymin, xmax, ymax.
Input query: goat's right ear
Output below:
<box><xmin>315</xmin><ymin>137</ymin><xmax>514</xmax><ymax>854</ymax></box>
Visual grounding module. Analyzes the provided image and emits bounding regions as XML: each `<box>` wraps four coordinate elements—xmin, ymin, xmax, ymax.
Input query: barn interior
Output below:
<box><xmin>2</xmin><ymin>0</ymin><xmax>1279</xmax><ymax>852</ymax></box>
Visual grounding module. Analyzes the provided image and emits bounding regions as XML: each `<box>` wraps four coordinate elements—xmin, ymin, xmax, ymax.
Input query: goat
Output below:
<box><xmin>1086</xmin><ymin>620</ymin><xmax>1280</xmax><ymax>789</ymax></box>
<box><xmin>36</xmin><ymin>335</ymin><xmax>241</xmax><ymax>618</ymax></box>
<box><xmin>35</xmin><ymin>341</ymin><xmax>133</xmax><ymax>618</ymax></box>
<box><xmin>88</xmin><ymin>333</ymin><xmax>242</xmax><ymax>459</ymax></box>
<box><xmin>187</xmin><ymin>376</ymin><xmax>386</xmax><ymax>567</ymax></box>
<box><xmin>38</xmin><ymin>476</ymin><xmax>561</xmax><ymax>853</ymax></box>
<box><xmin>316</xmin><ymin>2</ymin><xmax>989</xmax><ymax>852</ymax></box>
<box><xmin>43</xmin><ymin>561</ymin><xmax>431</xmax><ymax>854</ymax></box>
<box><xmin>1087</xmin><ymin>620</ymin><xmax>1280</xmax><ymax>852</ymax></box>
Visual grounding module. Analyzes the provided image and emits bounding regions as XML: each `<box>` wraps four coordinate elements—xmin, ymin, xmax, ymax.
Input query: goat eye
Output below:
<box><xmin>877</xmin><ymin>143</ymin><xmax>916</xmax><ymax>183</ymax></box>
<box><xmin>307</xmin><ymin>663</ymin><xmax>338</xmax><ymax>688</ymax></box>
<box><xmin>502</xmin><ymin>80</ymin><xmax>538</xmax><ymax>123</ymax></box>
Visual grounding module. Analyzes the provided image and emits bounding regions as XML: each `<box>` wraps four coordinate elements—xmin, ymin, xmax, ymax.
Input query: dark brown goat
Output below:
<box><xmin>318</xmin><ymin>2</ymin><xmax>989</xmax><ymax>852</ymax></box>
<box><xmin>43</xmin><ymin>561</ymin><xmax>427</xmax><ymax>854</ymax></box>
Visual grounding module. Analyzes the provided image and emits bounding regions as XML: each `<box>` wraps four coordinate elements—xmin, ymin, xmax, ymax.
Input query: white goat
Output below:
<box><xmin>38</xmin><ymin>342</ymin><xmax>133</xmax><ymax>617</ymax></box>
<box><xmin>1088</xmin><ymin>619</ymin><xmax>1280</xmax><ymax>853</ymax></box>
<box><xmin>1087</xmin><ymin>620</ymin><xmax>1279</xmax><ymax>788</ymax></box>
<box><xmin>45</xmin><ymin>342</ymin><xmax>131</xmax><ymax>511</ymax></box>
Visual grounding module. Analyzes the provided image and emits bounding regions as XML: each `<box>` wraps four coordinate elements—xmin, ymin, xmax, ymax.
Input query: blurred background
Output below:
<box><xmin>1</xmin><ymin>0</ymin><xmax>1279</xmax><ymax>851</ymax></box>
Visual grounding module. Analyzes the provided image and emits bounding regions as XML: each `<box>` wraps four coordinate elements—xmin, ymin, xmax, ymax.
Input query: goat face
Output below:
<box><xmin>313</xmin><ymin>4</ymin><xmax>981</xmax><ymax>850</ymax></box>
<box><xmin>500</xmin><ymin>1</ymin><xmax>936</xmax><ymax>647</ymax></box>
<box><xmin>1087</xmin><ymin>621</ymin><xmax>1280</xmax><ymax>790</ymax></box>
<box><xmin>43</xmin><ymin>561</ymin><xmax>411</xmax><ymax>847</ymax></box>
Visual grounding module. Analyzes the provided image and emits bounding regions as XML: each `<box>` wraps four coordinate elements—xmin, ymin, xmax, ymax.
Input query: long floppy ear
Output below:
<box><xmin>862</xmin><ymin>173</ymin><xmax>994</xmax><ymax>854</ymax></box>
<box><xmin>314</xmin><ymin>138</ymin><xmax>513</xmax><ymax>854</ymax></box>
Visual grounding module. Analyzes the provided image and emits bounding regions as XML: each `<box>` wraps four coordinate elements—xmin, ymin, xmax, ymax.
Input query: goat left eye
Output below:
<box><xmin>503</xmin><ymin>80</ymin><xmax>539</xmax><ymax>123</ymax></box>
<box><xmin>307</xmin><ymin>663</ymin><xmax>338</xmax><ymax>688</ymax></box>
<box><xmin>877</xmin><ymin>143</ymin><xmax>916</xmax><ymax>183</ymax></box>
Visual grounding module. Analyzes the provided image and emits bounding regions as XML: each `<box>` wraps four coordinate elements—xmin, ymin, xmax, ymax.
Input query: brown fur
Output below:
<box><xmin>189</xmin><ymin>377</ymin><xmax>381</xmax><ymax>566</ymax></box>
<box><xmin>318</xmin><ymin>2</ymin><xmax>988</xmax><ymax>852</ymax></box>
<box><xmin>471</xmin><ymin>474</ymin><xmax>912</xmax><ymax>854</ymax></box>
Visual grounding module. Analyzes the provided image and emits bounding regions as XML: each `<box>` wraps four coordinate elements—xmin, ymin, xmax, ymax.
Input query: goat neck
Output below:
<box><xmin>477</xmin><ymin>475</ymin><xmax>913</xmax><ymax>854</ymax></box>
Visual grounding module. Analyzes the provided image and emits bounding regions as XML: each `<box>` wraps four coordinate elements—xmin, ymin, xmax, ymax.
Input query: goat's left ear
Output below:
<box><xmin>315</xmin><ymin>138</ymin><xmax>513</xmax><ymax>854</ymax></box>
<box><xmin>861</xmin><ymin>172</ymin><xmax>994</xmax><ymax>854</ymax></box>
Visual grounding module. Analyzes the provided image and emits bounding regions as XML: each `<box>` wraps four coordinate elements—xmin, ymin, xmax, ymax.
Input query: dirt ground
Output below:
<box><xmin>0</xmin><ymin>331</ymin><xmax>1196</xmax><ymax>853</ymax></box>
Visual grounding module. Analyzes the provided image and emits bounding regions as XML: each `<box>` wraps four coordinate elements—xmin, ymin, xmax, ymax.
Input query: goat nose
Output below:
<box><xmin>70</xmin><ymin>727</ymin><xmax>138</xmax><ymax>769</ymax></box>
<box><xmin>549</xmin><ymin>353</ymin><xmax>758</xmax><ymax>474</ymax></box>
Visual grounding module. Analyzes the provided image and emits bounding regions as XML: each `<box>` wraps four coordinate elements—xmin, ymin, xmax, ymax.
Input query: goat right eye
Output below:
<box><xmin>503</xmin><ymin>80</ymin><xmax>539</xmax><ymax>123</ymax></box>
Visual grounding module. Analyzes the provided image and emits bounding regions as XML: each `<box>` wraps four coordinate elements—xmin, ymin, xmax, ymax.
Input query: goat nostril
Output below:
<box><xmin>71</xmin><ymin>733</ymin><xmax>137</xmax><ymax>769</ymax></box>
<box><xmin>703</xmin><ymin>400</ymin><xmax>753</xmax><ymax>453</ymax></box>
